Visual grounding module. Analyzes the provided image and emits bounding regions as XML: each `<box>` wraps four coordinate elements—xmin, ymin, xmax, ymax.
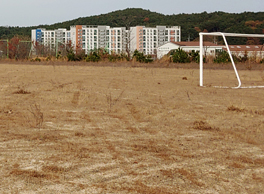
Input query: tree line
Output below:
<box><xmin>1</xmin><ymin>8</ymin><xmax>264</xmax><ymax>44</ymax></box>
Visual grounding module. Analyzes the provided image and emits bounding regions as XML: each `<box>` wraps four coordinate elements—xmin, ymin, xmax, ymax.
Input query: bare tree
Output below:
<box><xmin>125</xmin><ymin>29</ymin><xmax>134</xmax><ymax>60</ymax></box>
<box><xmin>122</xmin><ymin>16</ymin><xmax>135</xmax><ymax>60</ymax></box>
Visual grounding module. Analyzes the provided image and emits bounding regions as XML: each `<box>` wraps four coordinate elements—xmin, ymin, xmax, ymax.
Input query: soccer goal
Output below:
<box><xmin>199</xmin><ymin>32</ymin><xmax>264</xmax><ymax>89</ymax></box>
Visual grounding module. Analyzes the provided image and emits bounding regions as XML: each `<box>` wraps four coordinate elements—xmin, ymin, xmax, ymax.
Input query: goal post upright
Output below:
<box><xmin>199</xmin><ymin>33</ymin><xmax>203</xmax><ymax>87</ymax></box>
<box><xmin>199</xmin><ymin>32</ymin><xmax>264</xmax><ymax>89</ymax></box>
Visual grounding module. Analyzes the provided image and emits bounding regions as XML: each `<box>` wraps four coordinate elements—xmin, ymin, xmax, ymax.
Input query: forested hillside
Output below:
<box><xmin>1</xmin><ymin>8</ymin><xmax>264</xmax><ymax>44</ymax></box>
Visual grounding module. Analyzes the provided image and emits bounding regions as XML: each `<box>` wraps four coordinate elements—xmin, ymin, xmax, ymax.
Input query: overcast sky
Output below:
<box><xmin>1</xmin><ymin>0</ymin><xmax>263</xmax><ymax>27</ymax></box>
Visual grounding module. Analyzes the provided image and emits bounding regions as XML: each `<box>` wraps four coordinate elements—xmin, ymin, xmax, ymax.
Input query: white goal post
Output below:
<box><xmin>199</xmin><ymin>32</ymin><xmax>264</xmax><ymax>89</ymax></box>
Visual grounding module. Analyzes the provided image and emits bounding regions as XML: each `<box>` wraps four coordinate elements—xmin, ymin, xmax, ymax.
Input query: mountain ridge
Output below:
<box><xmin>0</xmin><ymin>8</ymin><xmax>264</xmax><ymax>44</ymax></box>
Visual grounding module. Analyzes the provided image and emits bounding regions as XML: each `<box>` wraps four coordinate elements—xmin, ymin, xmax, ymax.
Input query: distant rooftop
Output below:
<box><xmin>223</xmin><ymin>45</ymin><xmax>264</xmax><ymax>51</ymax></box>
<box><xmin>171</xmin><ymin>41</ymin><xmax>222</xmax><ymax>47</ymax></box>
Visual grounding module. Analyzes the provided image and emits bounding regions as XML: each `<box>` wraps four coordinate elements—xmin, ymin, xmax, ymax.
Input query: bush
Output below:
<box><xmin>86</xmin><ymin>51</ymin><xmax>101</xmax><ymax>62</ymax></box>
<box><xmin>108</xmin><ymin>53</ymin><xmax>129</xmax><ymax>62</ymax></box>
<box><xmin>214</xmin><ymin>50</ymin><xmax>249</xmax><ymax>63</ymax></box>
<box><xmin>170</xmin><ymin>48</ymin><xmax>190</xmax><ymax>63</ymax></box>
<box><xmin>46</xmin><ymin>56</ymin><xmax>52</xmax><ymax>61</ymax></box>
<box><xmin>189</xmin><ymin>50</ymin><xmax>201</xmax><ymax>63</ymax></box>
<box><xmin>67</xmin><ymin>50</ymin><xmax>76</xmax><ymax>61</ymax></box>
<box><xmin>214</xmin><ymin>50</ymin><xmax>231</xmax><ymax>63</ymax></box>
<box><xmin>66</xmin><ymin>49</ymin><xmax>86</xmax><ymax>61</ymax></box>
<box><xmin>133</xmin><ymin>50</ymin><xmax>153</xmax><ymax>63</ymax></box>
<box><xmin>34</xmin><ymin>57</ymin><xmax>41</xmax><ymax>62</ymax></box>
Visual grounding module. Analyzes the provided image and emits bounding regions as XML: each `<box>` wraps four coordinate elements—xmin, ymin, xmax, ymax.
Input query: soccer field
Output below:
<box><xmin>0</xmin><ymin>63</ymin><xmax>263</xmax><ymax>193</ymax></box>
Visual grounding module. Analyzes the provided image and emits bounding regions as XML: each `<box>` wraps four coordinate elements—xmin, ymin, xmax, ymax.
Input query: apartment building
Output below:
<box><xmin>31</xmin><ymin>28</ymin><xmax>70</xmax><ymax>47</ymax></box>
<box><xmin>130</xmin><ymin>26</ymin><xmax>181</xmax><ymax>55</ymax></box>
<box><xmin>31</xmin><ymin>25</ymin><xmax>181</xmax><ymax>56</ymax></box>
<box><xmin>70</xmin><ymin>25</ymin><xmax>127</xmax><ymax>54</ymax></box>
<box><xmin>56</xmin><ymin>28</ymin><xmax>71</xmax><ymax>45</ymax></box>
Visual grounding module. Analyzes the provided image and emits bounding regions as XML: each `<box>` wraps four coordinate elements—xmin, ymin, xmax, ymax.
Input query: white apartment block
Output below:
<box><xmin>56</xmin><ymin>28</ymin><xmax>71</xmax><ymax>45</ymax></box>
<box><xmin>70</xmin><ymin>25</ymin><xmax>127</xmax><ymax>54</ymax></box>
<box><xmin>32</xmin><ymin>25</ymin><xmax>181</xmax><ymax>56</ymax></box>
<box><xmin>130</xmin><ymin>26</ymin><xmax>181</xmax><ymax>55</ymax></box>
<box><xmin>31</xmin><ymin>28</ymin><xmax>70</xmax><ymax>48</ymax></box>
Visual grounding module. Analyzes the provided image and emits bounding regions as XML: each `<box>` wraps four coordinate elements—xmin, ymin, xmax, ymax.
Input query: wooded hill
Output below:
<box><xmin>1</xmin><ymin>8</ymin><xmax>264</xmax><ymax>44</ymax></box>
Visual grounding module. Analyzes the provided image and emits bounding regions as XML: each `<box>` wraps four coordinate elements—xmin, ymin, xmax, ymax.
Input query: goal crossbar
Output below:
<box><xmin>199</xmin><ymin>32</ymin><xmax>264</xmax><ymax>89</ymax></box>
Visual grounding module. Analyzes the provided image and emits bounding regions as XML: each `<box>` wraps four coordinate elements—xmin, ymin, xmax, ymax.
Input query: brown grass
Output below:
<box><xmin>193</xmin><ymin>120</ymin><xmax>220</xmax><ymax>131</ymax></box>
<box><xmin>227</xmin><ymin>105</ymin><xmax>246</xmax><ymax>112</ymax></box>
<box><xmin>0</xmin><ymin>62</ymin><xmax>264</xmax><ymax>193</ymax></box>
<box><xmin>13</xmin><ymin>89</ymin><xmax>31</xmax><ymax>94</ymax></box>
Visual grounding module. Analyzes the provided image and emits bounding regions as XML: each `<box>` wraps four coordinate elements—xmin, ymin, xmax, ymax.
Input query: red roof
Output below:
<box><xmin>171</xmin><ymin>41</ymin><xmax>221</xmax><ymax>47</ymax></box>
<box><xmin>223</xmin><ymin>45</ymin><xmax>264</xmax><ymax>52</ymax></box>
<box><xmin>168</xmin><ymin>41</ymin><xmax>264</xmax><ymax>51</ymax></box>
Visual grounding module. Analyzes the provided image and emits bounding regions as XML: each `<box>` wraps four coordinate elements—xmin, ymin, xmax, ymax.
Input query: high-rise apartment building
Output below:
<box><xmin>31</xmin><ymin>25</ymin><xmax>181</xmax><ymax>56</ymax></box>
<box><xmin>31</xmin><ymin>28</ymin><xmax>70</xmax><ymax>47</ymax></box>
<box><xmin>70</xmin><ymin>25</ymin><xmax>127</xmax><ymax>54</ymax></box>
<box><xmin>130</xmin><ymin>26</ymin><xmax>181</xmax><ymax>55</ymax></box>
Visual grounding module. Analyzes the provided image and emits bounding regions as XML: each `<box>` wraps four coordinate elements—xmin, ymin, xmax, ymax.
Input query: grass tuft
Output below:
<box><xmin>227</xmin><ymin>105</ymin><xmax>246</xmax><ymax>112</ymax></box>
<box><xmin>13</xmin><ymin>89</ymin><xmax>31</xmax><ymax>94</ymax></box>
<box><xmin>193</xmin><ymin>120</ymin><xmax>219</xmax><ymax>131</ymax></box>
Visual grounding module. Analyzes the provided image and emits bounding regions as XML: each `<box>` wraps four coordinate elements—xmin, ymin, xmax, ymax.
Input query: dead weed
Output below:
<box><xmin>193</xmin><ymin>120</ymin><xmax>219</xmax><ymax>131</ymax></box>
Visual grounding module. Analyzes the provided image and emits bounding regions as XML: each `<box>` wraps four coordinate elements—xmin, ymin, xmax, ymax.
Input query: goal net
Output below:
<box><xmin>199</xmin><ymin>32</ymin><xmax>264</xmax><ymax>89</ymax></box>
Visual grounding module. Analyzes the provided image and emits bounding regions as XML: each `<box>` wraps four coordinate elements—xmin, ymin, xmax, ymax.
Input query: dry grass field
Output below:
<box><xmin>0</xmin><ymin>61</ymin><xmax>264</xmax><ymax>193</ymax></box>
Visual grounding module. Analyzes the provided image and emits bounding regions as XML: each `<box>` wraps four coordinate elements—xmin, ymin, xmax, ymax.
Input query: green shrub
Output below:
<box><xmin>214</xmin><ymin>50</ymin><xmax>249</xmax><ymax>63</ymax></box>
<box><xmin>133</xmin><ymin>50</ymin><xmax>153</xmax><ymax>63</ymax></box>
<box><xmin>86</xmin><ymin>51</ymin><xmax>101</xmax><ymax>62</ymax></box>
<box><xmin>56</xmin><ymin>51</ymin><xmax>62</xmax><ymax>59</ymax></box>
<box><xmin>170</xmin><ymin>48</ymin><xmax>190</xmax><ymax>63</ymax></box>
<box><xmin>35</xmin><ymin>57</ymin><xmax>41</xmax><ymax>62</ymax></box>
<box><xmin>66</xmin><ymin>49</ymin><xmax>86</xmax><ymax>61</ymax></box>
<box><xmin>214</xmin><ymin>50</ymin><xmax>231</xmax><ymax>63</ymax></box>
<box><xmin>189</xmin><ymin>50</ymin><xmax>201</xmax><ymax>63</ymax></box>
<box><xmin>108</xmin><ymin>53</ymin><xmax>129</xmax><ymax>62</ymax></box>
<box><xmin>67</xmin><ymin>50</ymin><xmax>76</xmax><ymax>61</ymax></box>
<box><xmin>46</xmin><ymin>56</ymin><xmax>52</xmax><ymax>61</ymax></box>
